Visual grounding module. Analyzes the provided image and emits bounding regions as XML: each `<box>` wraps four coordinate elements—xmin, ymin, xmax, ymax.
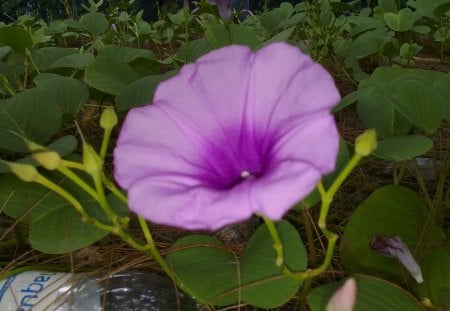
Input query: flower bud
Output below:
<box><xmin>355</xmin><ymin>129</ymin><xmax>377</xmax><ymax>156</ymax></box>
<box><xmin>26</xmin><ymin>140</ymin><xmax>46</xmax><ymax>153</ymax></box>
<box><xmin>83</xmin><ymin>143</ymin><xmax>103</xmax><ymax>176</ymax></box>
<box><xmin>33</xmin><ymin>151</ymin><xmax>61</xmax><ymax>170</ymax></box>
<box><xmin>8</xmin><ymin>162</ymin><xmax>39</xmax><ymax>182</ymax></box>
<box><xmin>326</xmin><ymin>278</ymin><xmax>357</xmax><ymax>311</ymax></box>
<box><xmin>100</xmin><ymin>107</ymin><xmax>118</xmax><ymax>131</ymax></box>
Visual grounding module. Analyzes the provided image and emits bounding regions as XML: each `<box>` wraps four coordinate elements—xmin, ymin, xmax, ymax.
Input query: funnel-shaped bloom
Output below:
<box><xmin>114</xmin><ymin>42</ymin><xmax>340</xmax><ymax>230</ymax></box>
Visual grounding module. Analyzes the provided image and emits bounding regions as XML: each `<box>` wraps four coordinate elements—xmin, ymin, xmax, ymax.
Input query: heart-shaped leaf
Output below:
<box><xmin>394</xmin><ymin>80</ymin><xmax>446</xmax><ymax>133</ymax></box>
<box><xmin>384</xmin><ymin>8</ymin><xmax>416</xmax><ymax>32</ymax></box>
<box><xmin>79</xmin><ymin>12</ymin><xmax>109</xmax><ymax>36</ymax></box>
<box><xmin>34</xmin><ymin>76</ymin><xmax>89</xmax><ymax>114</ymax></box>
<box><xmin>0</xmin><ymin>26</ymin><xmax>33</xmax><ymax>56</ymax></box>
<box><xmin>0</xmin><ymin>88</ymin><xmax>62</xmax><ymax>152</ymax></box>
<box><xmin>166</xmin><ymin>235</ymin><xmax>239</xmax><ymax>306</ymax></box>
<box><xmin>167</xmin><ymin>221</ymin><xmax>308</xmax><ymax>308</ymax></box>
<box><xmin>84</xmin><ymin>57</ymin><xmax>137</xmax><ymax>95</ymax></box>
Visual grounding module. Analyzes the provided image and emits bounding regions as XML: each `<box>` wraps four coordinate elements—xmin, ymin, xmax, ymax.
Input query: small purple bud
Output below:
<box><xmin>111</xmin><ymin>23</ymin><xmax>117</xmax><ymax>31</ymax></box>
<box><xmin>370</xmin><ymin>236</ymin><xmax>423</xmax><ymax>283</ymax></box>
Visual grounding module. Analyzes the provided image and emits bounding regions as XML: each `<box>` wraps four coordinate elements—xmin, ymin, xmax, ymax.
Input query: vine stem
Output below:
<box><xmin>264</xmin><ymin>152</ymin><xmax>363</xmax><ymax>281</ymax></box>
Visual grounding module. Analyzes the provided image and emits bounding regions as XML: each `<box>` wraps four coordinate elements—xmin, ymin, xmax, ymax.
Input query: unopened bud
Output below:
<box><xmin>33</xmin><ymin>151</ymin><xmax>61</xmax><ymax>170</ymax></box>
<box><xmin>355</xmin><ymin>129</ymin><xmax>377</xmax><ymax>156</ymax></box>
<box><xmin>83</xmin><ymin>143</ymin><xmax>103</xmax><ymax>176</ymax></box>
<box><xmin>8</xmin><ymin>162</ymin><xmax>39</xmax><ymax>182</ymax></box>
<box><xmin>100</xmin><ymin>107</ymin><xmax>118</xmax><ymax>131</ymax></box>
<box><xmin>27</xmin><ymin>140</ymin><xmax>46</xmax><ymax>153</ymax></box>
<box><xmin>326</xmin><ymin>278</ymin><xmax>357</xmax><ymax>311</ymax></box>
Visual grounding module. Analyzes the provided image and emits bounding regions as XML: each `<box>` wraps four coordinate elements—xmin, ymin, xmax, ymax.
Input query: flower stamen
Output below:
<box><xmin>240</xmin><ymin>170</ymin><xmax>255</xmax><ymax>180</ymax></box>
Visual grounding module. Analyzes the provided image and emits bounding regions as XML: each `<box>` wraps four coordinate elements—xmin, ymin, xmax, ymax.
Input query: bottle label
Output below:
<box><xmin>0</xmin><ymin>271</ymin><xmax>77</xmax><ymax>311</ymax></box>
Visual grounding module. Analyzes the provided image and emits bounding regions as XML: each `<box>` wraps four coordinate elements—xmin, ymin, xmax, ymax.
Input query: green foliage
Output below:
<box><xmin>167</xmin><ymin>221</ymin><xmax>307</xmax><ymax>308</ymax></box>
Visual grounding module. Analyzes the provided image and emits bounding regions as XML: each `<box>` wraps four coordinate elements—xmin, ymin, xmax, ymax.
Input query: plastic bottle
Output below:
<box><xmin>0</xmin><ymin>270</ymin><xmax>198</xmax><ymax>310</ymax></box>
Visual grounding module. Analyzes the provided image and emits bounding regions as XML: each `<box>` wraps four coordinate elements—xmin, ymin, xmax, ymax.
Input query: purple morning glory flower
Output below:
<box><xmin>371</xmin><ymin>236</ymin><xmax>423</xmax><ymax>283</ymax></box>
<box><xmin>114</xmin><ymin>42</ymin><xmax>340</xmax><ymax>231</ymax></box>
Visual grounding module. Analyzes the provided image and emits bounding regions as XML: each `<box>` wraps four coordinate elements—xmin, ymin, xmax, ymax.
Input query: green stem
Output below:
<box><xmin>100</xmin><ymin>129</ymin><xmax>112</xmax><ymax>160</ymax></box>
<box><xmin>58</xmin><ymin>166</ymin><xmax>99</xmax><ymax>201</ymax></box>
<box><xmin>34</xmin><ymin>174</ymin><xmax>113</xmax><ymax>232</ymax></box>
<box><xmin>412</xmin><ymin>160</ymin><xmax>433</xmax><ymax>209</ymax></box>
<box><xmin>138</xmin><ymin>216</ymin><xmax>175</xmax><ymax>279</ymax></box>
<box><xmin>26</xmin><ymin>52</ymin><xmax>41</xmax><ymax>75</ymax></box>
<box><xmin>263</xmin><ymin>152</ymin><xmax>363</xmax><ymax>281</ymax></box>
<box><xmin>60</xmin><ymin>159</ymin><xmax>85</xmax><ymax>170</ymax></box>
<box><xmin>262</xmin><ymin>216</ymin><xmax>285</xmax><ymax>267</ymax></box>
<box><xmin>102</xmin><ymin>173</ymin><xmax>128</xmax><ymax>204</ymax></box>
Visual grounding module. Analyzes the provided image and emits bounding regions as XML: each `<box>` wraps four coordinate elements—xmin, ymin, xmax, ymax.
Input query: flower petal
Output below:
<box><xmin>128</xmin><ymin>177</ymin><xmax>254</xmax><ymax>231</ymax></box>
<box><xmin>153</xmin><ymin>45</ymin><xmax>253</xmax><ymax>142</ymax></box>
<box><xmin>250</xmin><ymin>160</ymin><xmax>320</xmax><ymax>219</ymax></box>
<box><xmin>246</xmin><ymin>42</ymin><xmax>340</xmax><ymax>132</ymax></box>
<box><xmin>272</xmin><ymin>113</ymin><xmax>340</xmax><ymax>175</ymax></box>
<box><xmin>114</xmin><ymin>105</ymin><xmax>205</xmax><ymax>189</ymax></box>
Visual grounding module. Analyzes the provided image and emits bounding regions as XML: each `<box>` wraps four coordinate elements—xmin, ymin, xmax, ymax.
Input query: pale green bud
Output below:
<box><xmin>8</xmin><ymin>162</ymin><xmax>39</xmax><ymax>182</ymax></box>
<box><xmin>355</xmin><ymin>129</ymin><xmax>377</xmax><ymax>156</ymax></box>
<box><xmin>100</xmin><ymin>107</ymin><xmax>118</xmax><ymax>131</ymax></box>
<box><xmin>33</xmin><ymin>151</ymin><xmax>61</xmax><ymax>170</ymax></box>
<box><xmin>83</xmin><ymin>143</ymin><xmax>103</xmax><ymax>176</ymax></box>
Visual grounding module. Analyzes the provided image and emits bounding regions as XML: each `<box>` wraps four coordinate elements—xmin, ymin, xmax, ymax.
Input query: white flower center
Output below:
<box><xmin>240</xmin><ymin>170</ymin><xmax>253</xmax><ymax>179</ymax></box>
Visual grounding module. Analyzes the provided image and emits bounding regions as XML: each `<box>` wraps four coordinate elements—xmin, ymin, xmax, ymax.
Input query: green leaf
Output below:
<box><xmin>433</xmin><ymin>73</ymin><xmax>450</xmax><ymax>121</ymax></box>
<box><xmin>167</xmin><ymin>221</ymin><xmax>308</xmax><ymax>308</ymax></box>
<box><xmin>0</xmin><ymin>88</ymin><xmax>62</xmax><ymax>152</ymax></box>
<box><xmin>34</xmin><ymin>76</ymin><xmax>89</xmax><ymax>114</ymax></box>
<box><xmin>206</xmin><ymin>24</ymin><xmax>262</xmax><ymax>50</ymax></box>
<box><xmin>31</xmin><ymin>47</ymin><xmax>79</xmax><ymax>70</ymax></box>
<box><xmin>79</xmin><ymin>12</ymin><xmax>109</xmax><ymax>36</ymax></box>
<box><xmin>260</xmin><ymin>5</ymin><xmax>292</xmax><ymax>33</ymax></box>
<box><xmin>240</xmin><ymin>220</ymin><xmax>307</xmax><ymax>308</ymax></box>
<box><xmin>383</xmin><ymin>8</ymin><xmax>416</xmax><ymax>32</ymax></box>
<box><xmin>394</xmin><ymin>80</ymin><xmax>446</xmax><ymax>133</ymax></box>
<box><xmin>115</xmin><ymin>73</ymin><xmax>175</xmax><ymax>111</ymax></box>
<box><xmin>415</xmin><ymin>242</ymin><xmax>450</xmax><ymax>307</ymax></box>
<box><xmin>308</xmin><ymin>275</ymin><xmax>423</xmax><ymax>311</ymax></box>
<box><xmin>98</xmin><ymin>46</ymin><xmax>155</xmax><ymax>63</ymax></box>
<box><xmin>356</xmin><ymin>81</ymin><xmax>412</xmax><ymax>138</ymax></box>
<box><xmin>166</xmin><ymin>235</ymin><xmax>239</xmax><ymax>306</ymax></box>
<box><xmin>0</xmin><ymin>172</ymin><xmax>108</xmax><ymax>254</ymax></box>
<box><xmin>0</xmin><ymin>26</ymin><xmax>33</xmax><ymax>56</ymax></box>
<box><xmin>174</xmin><ymin>38</ymin><xmax>213</xmax><ymax>64</ymax></box>
<box><xmin>348</xmin><ymin>31</ymin><xmax>384</xmax><ymax>60</ymax></box>
<box><xmin>47</xmin><ymin>53</ymin><xmax>95</xmax><ymax>69</ymax></box>
<box><xmin>229</xmin><ymin>24</ymin><xmax>262</xmax><ymax>50</ymax></box>
<box><xmin>374</xmin><ymin>135</ymin><xmax>433</xmax><ymax>161</ymax></box>
<box><xmin>84</xmin><ymin>57</ymin><xmax>137</xmax><ymax>95</ymax></box>
<box><xmin>340</xmin><ymin>185</ymin><xmax>445</xmax><ymax>284</ymax></box>
<box><xmin>29</xmin><ymin>201</ymin><xmax>108</xmax><ymax>254</ymax></box>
